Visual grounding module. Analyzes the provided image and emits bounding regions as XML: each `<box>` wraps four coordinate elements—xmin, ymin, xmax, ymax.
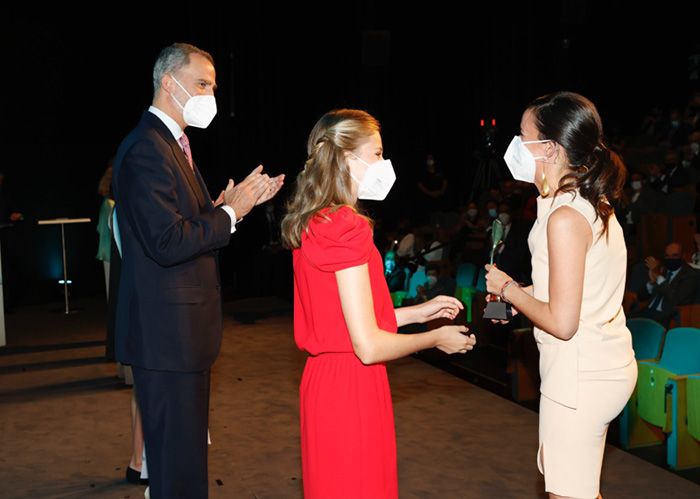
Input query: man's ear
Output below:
<box><xmin>161</xmin><ymin>73</ymin><xmax>172</xmax><ymax>93</ymax></box>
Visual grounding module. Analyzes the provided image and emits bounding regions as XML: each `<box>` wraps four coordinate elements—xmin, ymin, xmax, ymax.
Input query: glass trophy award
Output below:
<box><xmin>483</xmin><ymin>219</ymin><xmax>513</xmax><ymax>320</ymax></box>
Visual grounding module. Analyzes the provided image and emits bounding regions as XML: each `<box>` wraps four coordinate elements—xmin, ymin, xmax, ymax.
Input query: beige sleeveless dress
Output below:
<box><xmin>528</xmin><ymin>191</ymin><xmax>637</xmax><ymax>498</ymax></box>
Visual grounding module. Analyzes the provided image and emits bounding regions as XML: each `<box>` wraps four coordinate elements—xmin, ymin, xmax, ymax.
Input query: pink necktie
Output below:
<box><xmin>178</xmin><ymin>133</ymin><xmax>194</xmax><ymax>170</ymax></box>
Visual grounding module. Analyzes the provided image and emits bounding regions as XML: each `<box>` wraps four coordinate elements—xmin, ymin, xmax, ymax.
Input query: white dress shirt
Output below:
<box><xmin>148</xmin><ymin>106</ymin><xmax>237</xmax><ymax>233</ymax></box>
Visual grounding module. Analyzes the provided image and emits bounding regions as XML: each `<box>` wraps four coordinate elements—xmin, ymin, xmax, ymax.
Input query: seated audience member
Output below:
<box><xmin>630</xmin><ymin>242</ymin><xmax>700</xmax><ymax>325</ymax></box>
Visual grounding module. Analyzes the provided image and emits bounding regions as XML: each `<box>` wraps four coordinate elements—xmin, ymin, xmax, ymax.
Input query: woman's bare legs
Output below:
<box><xmin>129</xmin><ymin>390</ymin><xmax>144</xmax><ymax>472</ymax></box>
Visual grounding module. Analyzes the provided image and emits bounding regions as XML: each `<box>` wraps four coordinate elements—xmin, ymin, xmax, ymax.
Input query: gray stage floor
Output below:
<box><xmin>1</xmin><ymin>297</ymin><xmax>698</xmax><ymax>498</ymax></box>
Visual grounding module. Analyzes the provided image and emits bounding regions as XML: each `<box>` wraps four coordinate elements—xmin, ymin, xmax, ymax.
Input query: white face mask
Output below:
<box><xmin>503</xmin><ymin>135</ymin><xmax>550</xmax><ymax>183</ymax></box>
<box><xmin>631</xmin><ymin>180</ymin><xmax>642</xmax><ymax>191</ymax></box>
<box><xmin>170</xmin><ymin>75</ymin><xmax>217</xmax><ymax>129</ymax></box>
<box><xmin>350</xmin><ymin>155</ymin><xmax>396</xmax><ymax>201</ymax></box>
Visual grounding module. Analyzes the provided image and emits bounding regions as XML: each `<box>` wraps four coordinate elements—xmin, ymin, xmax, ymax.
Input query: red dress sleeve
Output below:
<box><xmin>301</xmin><ymin>206</ymin><xmax>373</xmax><ymax>272</ymax></box>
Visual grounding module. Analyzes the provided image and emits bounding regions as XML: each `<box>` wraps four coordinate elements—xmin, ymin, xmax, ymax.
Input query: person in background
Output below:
<box><xmin>96</xmin><ymin>160</ymin><xmax>115</xmax><ymax>300</ymax></box>
<box><xmin>631</xmin><ymin>242</ymin><xmax>700</xmax><ymax>326</ymax></box>
<box><xmin>620</xmin><ymin>171</ymin><xmax>656</xmax><ymax>242</ymax></box>
<box><xmin>690</xmin><ymin>233</ymin><xmax>700</xmax><ymax>270</ymax></box>
<box><xmin>0</xmin><ymin>169</ymin><xmax>24</xmax><ymax>312</ymax></box>
<box><xmin>106</xmin><ymin>199</ymin><xmax>149</xmax><ymax>487</ymax></box>
<box><xmin>416</xmin><ymin>154</ymin><xmax>448</xmax><ymax>221</ymax></box>
<box><xmin>488</xmin><ymin>201</ymin><xmax>532</xmax><ymax>285</ymax></box>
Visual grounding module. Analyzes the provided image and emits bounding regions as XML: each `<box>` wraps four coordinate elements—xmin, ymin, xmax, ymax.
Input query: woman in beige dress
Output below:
<box><xmin>485</xmin><ymin>91</ymin><xmax>637</xmax><ymax>499</ymax></box>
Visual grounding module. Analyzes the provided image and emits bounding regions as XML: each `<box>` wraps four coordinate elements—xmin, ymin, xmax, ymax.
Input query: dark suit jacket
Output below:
<box><xmin>490</xmin><ymin>220</ymin><xmax>533</xmax><ymax>285</ymax></box>
<box><xmin>627</xmin><ymin>187</ymin><xmax>657</xmax><ymax>224</ymax></box>
<box><xmin>113</xmin><ymin>111</ymin><xmax>232</xmax><ymax>372</ymax></box>
<box><xmin>640</xmin><ymin>264</ymin><xmax>700</xmax><ymax>321</ymax></box>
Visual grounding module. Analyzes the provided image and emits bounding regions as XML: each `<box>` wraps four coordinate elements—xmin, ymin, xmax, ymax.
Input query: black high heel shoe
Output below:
<box><xmin>125</xmin><ymin>466</ymin><xmax>149</xmax><ymax>485</ymax></box>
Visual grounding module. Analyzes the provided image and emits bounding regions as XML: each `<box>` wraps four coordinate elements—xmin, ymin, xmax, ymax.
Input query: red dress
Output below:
<box><xmin>293</xmin><ymin>206</ymin><xmax>398</xmax><ymax>499</ymax></box>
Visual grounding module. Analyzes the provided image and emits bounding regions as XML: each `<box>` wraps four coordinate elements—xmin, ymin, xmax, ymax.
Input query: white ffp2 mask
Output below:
<box><xmin>503</xmin><ymin>135</ymin><xmax>550</xmax><ymax>183</ymax></box>
<box><xmin>170</xmin><ymin>75</ymin><xmax>217</xmax><ymax>129</ymax></box>
<box><xmin>350</xmin><ymin>156</ymin><xmax>396</xmax><ymax>201</ymax></box>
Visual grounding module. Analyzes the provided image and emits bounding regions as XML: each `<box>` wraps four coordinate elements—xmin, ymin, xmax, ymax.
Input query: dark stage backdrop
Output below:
<box><xmin>1</xmin><ymin>3</ymin><xmax>698</xmax><ymax>305</ymax></box>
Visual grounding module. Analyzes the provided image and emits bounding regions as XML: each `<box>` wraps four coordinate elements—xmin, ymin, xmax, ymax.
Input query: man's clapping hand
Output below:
<box><xmin>256</xmin><ymin>173</ymin><xmax>285</xmax><ymax>206</ymax></box>
<box><xmin>222</xmin><ymin>165</ymin><xmax>284</xmax><ymax>219</ymax></box>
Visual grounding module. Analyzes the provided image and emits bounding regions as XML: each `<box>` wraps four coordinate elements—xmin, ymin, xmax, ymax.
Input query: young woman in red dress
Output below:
<box><xmin>282</xmin><ymin>109</ymin><xmax>476</xmax><ymax>498</ymax></box>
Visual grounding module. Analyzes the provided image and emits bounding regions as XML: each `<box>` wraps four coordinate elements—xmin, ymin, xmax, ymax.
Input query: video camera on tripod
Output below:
<box><xmin>477</xmin><ymin>118</ymin><xmax>498</xmax><ymax>159</ymax></box>
<box><xmin>470</xmin><ymin>117</ymin><xmax>509</xmax><ymax>200</ymax></box>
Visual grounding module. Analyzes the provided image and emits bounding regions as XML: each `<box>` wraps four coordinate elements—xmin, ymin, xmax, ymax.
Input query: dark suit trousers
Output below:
<box><xmin>133</xmin><ymin>367</ymin><xmax>211</xmax><ymax>499</ymax></box>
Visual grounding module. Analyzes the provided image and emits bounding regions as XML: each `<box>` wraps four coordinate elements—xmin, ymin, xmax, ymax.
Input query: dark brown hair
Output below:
<box><xmin>528</xmin><ymin>91</ymin><xmax>626</xmax><ymax>237</ymax></box>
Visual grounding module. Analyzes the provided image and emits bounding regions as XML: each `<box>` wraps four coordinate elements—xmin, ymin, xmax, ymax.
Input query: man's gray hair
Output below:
<box><xmin>152</xmin><ymin>43</ymin><xmax>214</xmax><ymax>94</ymax></box>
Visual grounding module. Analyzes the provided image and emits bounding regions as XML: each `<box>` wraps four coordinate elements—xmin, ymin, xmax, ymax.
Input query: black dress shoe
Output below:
<box><xmin>125</xmin><ymin>466</ymin><xmax>149</xmax><ymax>485</ymax></box>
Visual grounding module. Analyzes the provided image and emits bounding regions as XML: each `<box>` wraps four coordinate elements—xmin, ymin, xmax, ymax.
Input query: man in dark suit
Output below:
<box><xmin>112</xmin><ymin>43</ymin><xmax>283</xmax><ymax>499</ymax></box>
<box><xmin>620</xmin><ymin>172</ymin><xmax>657</xmax><ymax>242</ymax></box>
<box><xmin>633</xmin><ymin>242</ymin><xmax>700</xmax><ymax>326</ymax></box>
<box><xmin>487</xmin><ymin>202</ymin><xmax>532</xmax><ymax>285</ymax></box>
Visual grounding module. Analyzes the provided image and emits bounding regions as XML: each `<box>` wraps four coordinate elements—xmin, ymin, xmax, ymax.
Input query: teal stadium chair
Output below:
<box><xmin>628</xmin><ymin>318</ymin><xmax>666</xmax><ymax>360</ymax></box>
<box><xmin>620</xmin><ymin>319</ymin><xmax>666</xmax><ymax>449</ymax></box>
<box><xmin>455</xmin><ymin>263</ymin><xmax>477</xmax><ymax>289</ymax></box>
<box><xmin>637</xmin><ymin>328</ymin><xmax>700</xmax><ymax>469</ymax></box>
<box><xmin>390</xmin><ymin>268</ymin><xmax>410</xmax><ymax>307</ymax></box>
<box><xmin>665</xmin><ymin>373</ymin><xmax>700</xmax><ymax>469</ymax></box>
<box><xmin>687</xmin><ymin>375</ymin><xmax>700</xmax><ymax>445</ymax></box>
<box><xmin>406</xmin><ymin>269</ymin><xmax>427</xmax><ymax>300</ymax></box>
<box><xmin>475</xmin><ymin>267</ymin><xmax>486</xmax><ymax>293</ymax></box>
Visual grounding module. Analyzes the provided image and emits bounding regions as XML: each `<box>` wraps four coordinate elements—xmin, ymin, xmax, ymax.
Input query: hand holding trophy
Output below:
<box><xmin>483</xmin><ymin>219</ymin><xmax>514</xmax><ymax>320</ymax></box>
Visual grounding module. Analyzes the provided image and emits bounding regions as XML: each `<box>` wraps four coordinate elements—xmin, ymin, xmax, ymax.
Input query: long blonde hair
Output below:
<box><xmin>281</xmin><ymin>109</ymin><xmax>380</xmax><ymax>249</ymax></box>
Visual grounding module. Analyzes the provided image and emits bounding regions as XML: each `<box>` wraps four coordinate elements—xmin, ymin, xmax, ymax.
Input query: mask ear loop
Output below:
<box><xmin>166</xmin><ymin>74</ymin><xmax>192</xmax><ymax>116</ymax></box>
<box><xmin>347</xmin><ymin>154</ymin><xmax>365</xmax><ymax>186</ymax></box>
